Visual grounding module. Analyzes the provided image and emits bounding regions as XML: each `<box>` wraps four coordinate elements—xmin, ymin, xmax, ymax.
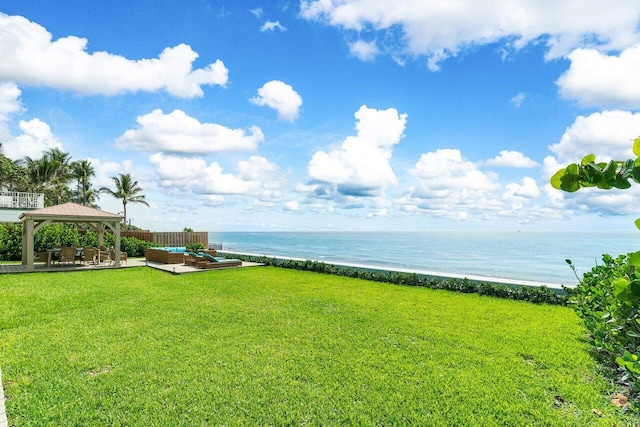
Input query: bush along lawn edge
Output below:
<box><xmin>230</xmin><ymin>254</ymin><xmax>568</xmax><ymax>306</ymax></box>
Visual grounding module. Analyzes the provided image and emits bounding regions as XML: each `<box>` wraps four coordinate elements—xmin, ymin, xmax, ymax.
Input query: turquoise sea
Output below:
<box><xmin>209</xmin><ymin>231</ymin><xmax>640</xmax><ymax>286</ymax></box>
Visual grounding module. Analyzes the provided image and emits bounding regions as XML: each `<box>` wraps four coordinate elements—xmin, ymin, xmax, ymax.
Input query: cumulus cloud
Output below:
<box><xmin>116</xmin><ymin>109</ymin><xmax>264</xmax><ymax>154</ymax></box>
<box><xmin>149</xmin><ymin>153</ymin><xmax>208</xmax><ymax>188</ymax></box>
<box><xmin>409</xmin><ymin>149</ymin><xmax>498</xmax><ymax>200</ymax></box>
<box><xmin>150</xmin><ymin>153</ymin><xmax>284</xmax><ymax>200</ymax></box>
<box><xmin>307</xmin><ymin>105</ymin><xmax>407</xmax><ymax>197</ymax></box>
<box><xmin>0</xmin><ymin>82</ymin><xmax>22</xmax><ymax>124</ymax></box>
<box><xmin>503</xmin><ymin>177</ymin><xmax>541</xmax><ymax>199</ymax></box>
<box><xmin>548</xmin><ymin>110</ymin><xmax>640</xmax><ymax>162</ymax></box>
<box><xmin>2</xmin><ymin>118</ymin><xmax>64</xmax><ymax>160</ymax></box>
<box><xmin>197</xmin><ymin>156</ymin><xmax>284</xmax><ymax>199</ymax></box>
<box><xmin>0</xmin><ymin>13</ymin><xmax>228</xmax><ymax>97</ymax></box>
<box><xmin>300</xmin><ymin>0</ymin><xmax>640</xmax><ymax>69</ymax></box>
<box><xmin>484</xmin><ymin>150</ymin><xmax>539</xmax><ymax>168</ymax></box>
<box><xmin>251</xmin><ymin>80</ymin><xmax>302</xmax><ymax>121</ymax></box>
<box><xmin>349</xmin><ymin>39</ymin><xmax>380</xmax><ymax>61</ymax></box>
<box><xmin>261</xmin><ymin>21</ymin><xmax>287</xmax><ymax>32</ymax></box>
<box><xmin>557</xmin><ymin>44</ymin><xmax>640</xmax><ymax>109</ymax></box>
<box><xmin>284</xmin><ymin>201</ymin><xmax>300</xmax><ymax>211</ymax></box>
<box><xmin>399</xmin><ymin>152</ymin><xmax>552</xmax><ymax>222</ymax></box>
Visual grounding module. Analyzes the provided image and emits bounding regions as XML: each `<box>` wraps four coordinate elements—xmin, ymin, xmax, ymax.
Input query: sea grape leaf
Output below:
<box><xmin>581</xmin><ymin>154</ymin><xmax>596</xmax><ymax>165</ymax></box>
<box><xmin>633</xmin><ymin>137</ymin><xmax>640</xmax><ymax>157</ymax></box>
<box><xmin>550</xmin><ymin>169</ymin><xmax>565</xmax><ymax>190</ymax></box>
<box><xmin>629</xmin><ymin>250</ymin><xmax>640</xmax><ymax>266</ymax></box>
<box><xmin>635</xmin><ymin>218</ymin><xmax>640</xmax><ymax>230</ymax></box>
<box><xmin>613</xmin><ymin>277</ymin><xmax>631</xmax><ymax>302</ymax></box>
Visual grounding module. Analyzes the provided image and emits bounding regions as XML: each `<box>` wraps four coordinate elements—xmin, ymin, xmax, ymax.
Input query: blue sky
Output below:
<box><xmin>2</xmin><ymin>0</ymin><xmax>640</xmax><ymax>232</ymax></box>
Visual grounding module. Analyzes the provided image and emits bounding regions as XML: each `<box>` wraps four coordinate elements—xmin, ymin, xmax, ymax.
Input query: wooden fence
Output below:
<box><xmin>121</xmin><ymin>231</ymin><xmax>208</xmax><ymax>248</ymax></box>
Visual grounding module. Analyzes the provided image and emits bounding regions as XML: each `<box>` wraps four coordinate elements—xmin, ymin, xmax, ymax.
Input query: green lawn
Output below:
<box><xmin>0</xmin><ymin>267</ymin><xmax>635</xmax><ymax>425</ymax></box>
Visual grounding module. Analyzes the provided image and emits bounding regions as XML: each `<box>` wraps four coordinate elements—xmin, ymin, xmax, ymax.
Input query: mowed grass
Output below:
<box><xmin>0</xmin><ymin>267</ymin><xmax>634</xmax><ymax>426</ymax></box>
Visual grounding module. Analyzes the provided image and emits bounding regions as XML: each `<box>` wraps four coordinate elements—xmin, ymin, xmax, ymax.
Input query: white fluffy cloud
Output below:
<box><xmin>0</xmin><ymin>82</ymin><xmax>22</xmax><ymax>124</ymax></box>
<box><xmin>485</xmin><ymin>150</ymin><xmax>539</xmax><ymax>168</ymax></box>
<box><xmin>0</xmin><ymin>13</ymin><xmax>228</xmax><ymax>97</ymax></box>
<box><xmin>116</xmin><ymin>109</ymin><xmax>264</xmax><ymax>154</ymax></box>
<box><xmin>2</xmin><ymin>118</ymin><xmax>63</xmax><ymax>160</ymax></box>
<box><xmin>300</xmin><ymin>0</ymin><xmax>640</xmax><ymax>69</ymax></box>
<box><xmin>557</xmin><ymin>45</ymin><xmax>640</xmax><ymax>109</ymax></box>
<box><xmin>544</xmin><ymin>111</ymin><xmax>640</xmax><ymax>217</ymax></box>
<box><xmin>251</xmin><ymin>80</ymin><xmax>303</xmax><ymax>121</ymax></box>
<box><xmin>349</xmin><ymin>40</ymin><xmax>380</xmax><ymax>61</ymax></box>
<box><xmin>149</xmin><ymin>153</ymin><xmax>208</xmax><ymax>188</ymax></box>
<box><xmin>504</xmin><ymin>177</ymin><xmax>541</xmax><ymax>199</ymax></box>
<box><xmin>548</xmin><ymin>110</ymin><xmax>640</xmax><ymax>162</ymax></box>
<box><xmin>284</xmin><ymin>201</ymin><xmax>300</xmax><ymax>211</ymax></box>
<box><xmin>150</xmin><ymin>153</ymin><xmax>284</xmax><ymax>200</ymax></box>
<box><xmin>409</xmin><ymin>149</ymin><xmax>497</xmax><ymax>199</ymax></box>
<box><xmin>307</xmin><ymin>105</ymin><xmax>407</xmax><ymax>197</ymax></box>
<box><xmin>400</xmin><ymin>149</ymin><xmax>553</xmax><ymax>221</ymax></box>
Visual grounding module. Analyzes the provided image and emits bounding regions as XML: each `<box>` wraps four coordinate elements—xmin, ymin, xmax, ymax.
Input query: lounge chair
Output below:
<box><xmin>184</xmin><ymin>252</ymin><xmax>202</xmax><ymax>266</ymax></box>
<box><xmin>195</xmin><ymin>253</ymin><xmax>242</xmax><ymax>269</ymax></box>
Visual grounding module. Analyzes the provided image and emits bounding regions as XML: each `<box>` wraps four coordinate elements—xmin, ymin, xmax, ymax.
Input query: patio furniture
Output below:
<box><xmin>109</xmin><ymin>247</ymin><xmax>127</xmax><ymax>265</ymax></box>
<box><xmin>184</xmin><ymin>252</ymin><xmax>201</xmax><ymax>266</ymax></box>
<box><xmin>195</xmin><ymin>253</ymin><xmax>242</xmax><ymax>269</ymax></box>
<box><xmin>33</xmin><ymin>251</ymin><xmax>48</xmax><ymax>263</ymax></box>
<box><xmin>82</xmin><ymin>247</ymin><xmax>99</xmax><ymax>265</ymax></box>
<box><xmin>58</xmin><ymin>246</ymin><xmax>77</xmax><ymax>266</ymax></box>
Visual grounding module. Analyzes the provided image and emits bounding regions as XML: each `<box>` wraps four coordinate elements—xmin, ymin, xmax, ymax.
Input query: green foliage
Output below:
<box><xmin>230</xmin><ymin>254</ymin><xmax>567</xmax><ymax>305</ymax></box>
<box><xmin>0</xmin><ymin>222</ymin><xmax>23</xmax><ymax>260</ymax></box>
<box><xmin>567</xmin><ymin>255</ymin><xmax>640</xmax><ymax>394</ymax></box>
<box><xmin>550</xmin><ymin>139</ymin><xmax>640</xmax><ymax>193</ymax></box>
<box><xmin>186</xmin><ymin>242</ymin><xmax>205</xmax><ymax>252</ymax></box>
<box><xmin>0</xmin><ymin>222</ymin><xmax>155</xmax><ymax>260</ymax></box>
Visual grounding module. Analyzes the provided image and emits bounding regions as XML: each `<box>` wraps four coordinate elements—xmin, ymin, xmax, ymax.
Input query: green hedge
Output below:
<box><xmin>566</xmin><ymin>254</ymin><xmax>640</xmax><ymax>397</ymax></box>
<box><xmin>230</xmin><ymin>254</ymin><xmax>568</xmax><ymax>305</ymax></box>
<box><xmin>0</xmin><ymin>222</ymin><xmax>157</xmax><ymax>260</ymax></box>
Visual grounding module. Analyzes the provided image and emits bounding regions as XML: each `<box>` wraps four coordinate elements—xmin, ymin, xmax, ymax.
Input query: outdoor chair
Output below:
<box><xmin>109</xmin><ymin>247</ymin><xmax>127</xmax><ymax>265</ymax></box>
<box><xmin>82</xmin><ymin>247</ymin><xmax>99</xmax><ymax>265</ymax></box>
<box><xmin>184</xmin><ymin>252</ymin><xmax>202</xmax><ymax>266</ymax></box>
<box><xmin>58</xmin><ymin>246</ymin><xmax>77</xmax><ymax>266</ymax></box>
<box><xmin>195</xmin><ymin>253</ymin><xmax>242</xmax><ymax>269</ymax></box>
<box><xmin>33</xmin><ymin>251</ymin><xmax>48</xmax><ymax>263</ymax></box>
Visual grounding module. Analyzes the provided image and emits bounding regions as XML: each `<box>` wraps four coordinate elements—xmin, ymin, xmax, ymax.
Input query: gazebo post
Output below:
<box><xmin>98</xmin><ymin>223</ymin><xmax>105</xmax><ymax>249</ymax></box>
<box><xmin>23</xmin><ymin>218</ymin><xmax>34</xmax><ymax>272</ymax></box>
<box><xmin>114</xmin><ymin>220</ymin><xmax>121</xmax><ymax>267</ymax></box>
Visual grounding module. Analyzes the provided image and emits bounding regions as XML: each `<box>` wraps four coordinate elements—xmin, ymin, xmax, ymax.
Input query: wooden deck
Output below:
<box><xmin>0</xmin><ymin>259</ymin><xmax>261</xmax><ymax>275</ymax></box>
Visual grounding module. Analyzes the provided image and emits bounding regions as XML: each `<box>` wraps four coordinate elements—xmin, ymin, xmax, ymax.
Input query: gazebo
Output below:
<box><xmin>20</xmin><ymin>202</ymin><xmax>123</xmax><ymax>272</ymax></box>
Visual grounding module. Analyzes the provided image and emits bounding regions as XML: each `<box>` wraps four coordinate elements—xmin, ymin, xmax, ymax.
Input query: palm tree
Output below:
<box><xmin>71</xmin><ymin>159</ymin><xmax>95</xmax><ymax>205</ymax></box>
<box><xmin>100</xmin><ymin>173</ymin><xmax>149</xmax><ymax>228</ymax></box>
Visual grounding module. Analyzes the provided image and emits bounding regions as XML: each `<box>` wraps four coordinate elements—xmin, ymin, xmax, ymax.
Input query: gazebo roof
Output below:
<box><xmin>20</xmin><ymin>202</ymin><xmax>122</xmax><ymax>222</ymax></box>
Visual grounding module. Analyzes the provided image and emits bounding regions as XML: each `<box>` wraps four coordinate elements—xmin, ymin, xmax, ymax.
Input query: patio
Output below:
<box><xmin>0</xmin><ymin>258</ymin><xmax>260</xmax><ymax>275</ymax></box>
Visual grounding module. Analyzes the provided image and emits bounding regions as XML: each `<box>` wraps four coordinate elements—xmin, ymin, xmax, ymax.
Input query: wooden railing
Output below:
<box><xmin>121</xmin><ymin>230</ymin><xmax>208</xmax><ymax>247</ymax></box>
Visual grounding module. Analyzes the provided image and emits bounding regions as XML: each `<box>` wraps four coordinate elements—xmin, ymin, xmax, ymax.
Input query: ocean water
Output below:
<box><xmin>209</xmin><ymin>230</ymin><xmax>640</xmax><ymax>286</ymax></box>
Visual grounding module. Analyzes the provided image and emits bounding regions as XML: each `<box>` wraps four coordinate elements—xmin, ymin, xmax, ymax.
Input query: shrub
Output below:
<box><xmin>186</xmin><ymin>242</ymin><xmax>205</xmax><ymax>252</ymax></box>
<box><xmin>567</xmin><ymin>254</ymin><xmax>640</xmax><ymax>394</ymax></box>
<box><xmin>230</xmin><ymin>254</ymin><xmax>567</xmax><ymax>306</ymax></box>
<box><xmin>0</xmin><ymin>222</ymin><xmax>155</xmax><ymax>260</ymax></box>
